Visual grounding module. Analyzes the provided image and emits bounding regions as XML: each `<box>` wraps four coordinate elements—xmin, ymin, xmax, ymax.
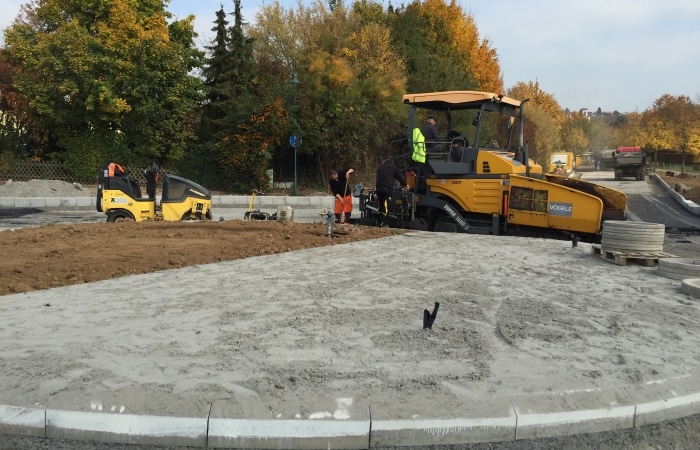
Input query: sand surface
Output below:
<box><xmin>2</xmin><ymin>232</ymin><xmax>699</xmax><ymax>419</ymax></box>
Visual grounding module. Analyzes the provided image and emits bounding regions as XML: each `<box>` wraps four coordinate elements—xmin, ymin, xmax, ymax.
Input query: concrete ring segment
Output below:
<box><xmin>601</xmin><ymin>221</ymin><xmax>665</xmax><ymax>253</ymax></box>
<box><xmin>659</xmin><ymin>258</ymin><xmax>700</xmax><ymax>270</ymax></box>
<box><xmin>602</xmin><ymin>220</ymin><xmax>666</xmax><ymax>231</ymax></box>
<box><xmin>681</xmin><ymin>278</ymin><xmax>700</xmax><ymax>299</ymax></box>
<box><xmin>602</xmin><ymin>244</ymin><xmax>665</xmax><ymax>253</ymax></box>
<box><xmin>658</xmin><ymin>258</ymin><xmax>700</xmax><ymax>280</ymax></box>
<box><xmin>600</xmin><ymin>241</ymin><xmax>666</xmax><ymax>250</ymax></box>
<box><xmin>600</xmin><ymin>231</ymin><xmax>665</xmax><ymax>241</ymax></box>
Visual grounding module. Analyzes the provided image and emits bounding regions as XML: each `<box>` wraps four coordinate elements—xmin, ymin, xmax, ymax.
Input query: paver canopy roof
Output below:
<box><xmin>402</xmin><ymin>91</ymin><xmax>521</xmax><ymax>110</ymax></box>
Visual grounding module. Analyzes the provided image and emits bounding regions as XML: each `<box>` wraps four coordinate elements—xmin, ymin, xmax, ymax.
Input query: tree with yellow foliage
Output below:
<box><xmin>419</xmin><ymin>0</ymin><xmax>502</xmax><ymax>92</ymax></box>
<box><xmin>508</xmin><ymin>81</ymin><xmax>564</xmax><ymax>123</ymax></box>
<box><xmin>643</xmin><ymin>94</ymin><xmax>700</xmax><ymax>154</ymax></box>
<box><xmin>506</xmin><ymin>81</ymin><xmax>563</xmax><ymax>163</ymax></box>
<box><xmin>560</xmin><ymin>120</ymin><xmax>589</xmax><ymax>153</ymax></box>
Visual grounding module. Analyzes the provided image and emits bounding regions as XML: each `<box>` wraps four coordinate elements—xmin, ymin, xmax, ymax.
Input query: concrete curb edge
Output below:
<box><xmin>2</xmin><ymin>373</ymin><xmax>700</xmax><ymax>448</ymax></box>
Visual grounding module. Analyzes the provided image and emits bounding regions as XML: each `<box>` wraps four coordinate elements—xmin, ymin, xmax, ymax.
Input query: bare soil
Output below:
<box><xmin>0</xmin><ymin>173</ymin><xmax>697</xmax><ymax>298</ymax></box>
<box><xmin>0</xmin><ymin>221</ymin><xmax>394</xmax><ymax>296</ymax></box>
<box><xmin>657</xmin><ymin>171</ymin><xmax>700</xmax><ymax>204</ymax></box>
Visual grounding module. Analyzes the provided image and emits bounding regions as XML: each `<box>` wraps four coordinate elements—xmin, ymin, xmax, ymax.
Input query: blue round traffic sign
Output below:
<box><xmin>289</xmin><ymin>134</ymin><xmax>302</xmax><ymax>148</ymax></box>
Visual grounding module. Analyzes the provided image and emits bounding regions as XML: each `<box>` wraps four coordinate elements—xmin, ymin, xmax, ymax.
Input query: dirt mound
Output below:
<box><xmin>0</xmin><ymin>220</ymin><xmax>395</xmax><ymax>296</ymax></box>
<box><xmin>657</xmin><ymin>173</ymin><xmax>700</xmax><ymax>204</ymax></box>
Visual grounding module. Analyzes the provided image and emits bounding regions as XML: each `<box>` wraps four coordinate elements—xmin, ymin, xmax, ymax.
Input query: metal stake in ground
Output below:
<box><xmin>423</xmin><ymin>302</ymin><xmax>440</xmax><ymax>330</ymax></box>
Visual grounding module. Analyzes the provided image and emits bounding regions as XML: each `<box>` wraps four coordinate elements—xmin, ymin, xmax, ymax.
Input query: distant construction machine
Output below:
<box><xmin>549</xmin><ymin>151</ymin><xmax>575</xmax><ymax>176</ymax></box>
<box><xmin>612</xmin><ymin>146</ymin><xmax>647</xmax><ymax>181</ymax></box>
<box><xmin>97</xmin><ymin>161</ymin><xmax>213</xmax><ymax>222</ymax></box>
<box><xmin>358</xmin><ymin>91</ymin><xmax>628</xmax><ymax>242</ymax></box>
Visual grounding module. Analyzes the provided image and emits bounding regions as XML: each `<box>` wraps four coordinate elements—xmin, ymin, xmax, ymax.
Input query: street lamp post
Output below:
<box><xmin>289</xmin><ymin>63</ymin><xmax>300</xmax><ymax>196</ymax></box>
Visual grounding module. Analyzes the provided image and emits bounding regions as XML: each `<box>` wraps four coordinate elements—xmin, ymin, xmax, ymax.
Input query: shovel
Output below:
<box><xmin>340</xmin><ymin>175</ymin><xmax>350</xmax><ymax>224</ymax></box>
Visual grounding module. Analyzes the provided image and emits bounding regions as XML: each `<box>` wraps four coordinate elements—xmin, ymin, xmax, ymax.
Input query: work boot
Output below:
<box><xmin>376</xmin><ymin>213</ymin><xmax>385</xmax><ymax>228</ymax></box>
<box><xmin>344</xmin><ymin>212</ymin><xmax>351</xmax><ymax>224</ymax></box>
<box><xmin>335</xmin><ymin>214</ymin><xmax>341</xmax><ymax>223</ymax></box>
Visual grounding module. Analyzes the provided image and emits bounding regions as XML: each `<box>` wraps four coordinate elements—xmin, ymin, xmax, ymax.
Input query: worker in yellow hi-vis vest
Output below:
<box><xmin>412</xmin><ymin>128</ymin><xmax>426</xmax><ymax>163</ymax></box>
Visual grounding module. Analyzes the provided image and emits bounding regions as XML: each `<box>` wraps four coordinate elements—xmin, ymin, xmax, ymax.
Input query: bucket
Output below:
<box><xmin>276</xmin><ymin>205</ymin><xmax>294</xmax><ymax>223</ymax></box>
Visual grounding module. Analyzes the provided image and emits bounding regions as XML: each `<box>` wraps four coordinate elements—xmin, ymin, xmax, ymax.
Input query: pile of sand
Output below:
<box><xmin>1</xmin><ymin>233</ymin><xmax>699</xmax><ymax>419</ymax></box>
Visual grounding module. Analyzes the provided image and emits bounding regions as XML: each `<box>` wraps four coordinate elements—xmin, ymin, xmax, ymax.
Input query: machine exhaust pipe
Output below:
<box><xmin>519</xmin><ymin>98</ymin><xmax>530</xmax><ymax>177</ymax></box>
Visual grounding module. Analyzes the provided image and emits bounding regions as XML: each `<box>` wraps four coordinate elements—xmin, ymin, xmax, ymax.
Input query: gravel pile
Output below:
<box><xmin>0</xmin><ymin>179</ymin><xmax>94</xmax><ymax>197</ymax></box>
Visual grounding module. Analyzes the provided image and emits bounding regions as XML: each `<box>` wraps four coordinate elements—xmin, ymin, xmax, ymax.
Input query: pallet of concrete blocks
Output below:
<box><xmin>593</xmin><ymin>220</ymin><xmax>676</xmax><ymax>266</ymax></box>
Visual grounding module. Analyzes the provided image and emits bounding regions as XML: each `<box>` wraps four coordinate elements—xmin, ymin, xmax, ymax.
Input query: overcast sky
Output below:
<box><xmin>2</xmin><ymin>0</ymin><xmax>699</xmax><ymax>114</ymax></box>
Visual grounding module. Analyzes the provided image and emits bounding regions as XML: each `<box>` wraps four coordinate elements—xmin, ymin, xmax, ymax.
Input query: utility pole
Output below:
<box><xmin>288</xmin><ymin>62</ymin><xmax>300</xmax><ymax>195</ymax></box>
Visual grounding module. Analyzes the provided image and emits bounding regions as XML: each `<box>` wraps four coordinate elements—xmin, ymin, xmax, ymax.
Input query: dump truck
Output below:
<box><xmin>358</xmin><ymin>91</ymin><xmax>627</xmax><ymax>242</ymax></box>
<box><xmin>97</xmin><ymin>161</ymin><xmax>213</xmax><ymax>222</ymax></box>
<box><xmin>612</xmin><ymin>146</ymin><xmax>646</xmax><ymax>181</ymax></box>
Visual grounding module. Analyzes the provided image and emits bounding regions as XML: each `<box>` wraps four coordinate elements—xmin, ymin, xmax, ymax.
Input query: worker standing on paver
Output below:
<box><xmin>375</xmin><ymin>158</ymin><xmax>408</xmax><ymax>227</ymax></box>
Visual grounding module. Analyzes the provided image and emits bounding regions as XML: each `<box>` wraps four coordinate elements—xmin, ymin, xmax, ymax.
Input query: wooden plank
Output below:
<box><xmin>614</xmin><ymin>253</ymin><xmax>628</xmax><ymax>266</ymax></box>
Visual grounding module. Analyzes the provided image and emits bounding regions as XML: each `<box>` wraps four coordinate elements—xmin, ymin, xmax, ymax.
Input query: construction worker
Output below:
<box><xmin>447</xmin><ymin>131</ymin><xmax>468</xmax><ymax>162</ymax></box>
<box><xmin>107</xmin><ymin>162</ymin><xmax>125</xmax><ymax>177</ymax></box>
<box><xmin>145</xmin><ymin>162</ymin><xmax>159</xmax><ymax>200</ymax></box>
<box><xmin>421</xmin><ymin>115</ymin><xmax>440</xmax><ymax>151</ymax></box>
<box><xmin>411</xmin><ymin>128</ymin><xmax>426</xmax><ymax>163</ymax></box>
<box><xmin>375</xmin><ymin>158</ymin><xmax>408</xmax><ymax>227</ymax></box>
<box><xmin>328</xmin><ymin>167</ymin><xmax>354</xmax><ymax>224</ymax></box>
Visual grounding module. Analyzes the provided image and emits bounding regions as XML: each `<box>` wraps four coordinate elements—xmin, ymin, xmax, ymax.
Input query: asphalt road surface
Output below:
<box><xmin>584</xmin><ymin>170</ymin><xmax>700</xmax><ymax>258</ymax></box>
<box><xmin>584</xmin><ymin>171</ymin><xmax>700</xmax><ymax>231</ymax></box>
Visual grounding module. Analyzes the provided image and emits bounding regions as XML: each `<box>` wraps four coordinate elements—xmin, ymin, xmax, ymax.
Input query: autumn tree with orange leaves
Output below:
<box><xmin>216</xmin><ymin>99</ymin><xmax>288</xmax><ymax>191</ymax></box>
<box><xmin>250</xmin><ymin>0</ymin><xmax>407</xmax><ymax>184</ymax></box>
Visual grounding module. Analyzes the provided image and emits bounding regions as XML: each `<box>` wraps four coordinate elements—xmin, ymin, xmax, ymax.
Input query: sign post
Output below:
<box><xmin>288</xmin><ymin>63</ymin><xmax>300</xmax><ymax>196</ymax></box>
<box><xmin>289</xmin><ymin>134</ymin><xmax>301</xmax><ymax>195</ymax></box>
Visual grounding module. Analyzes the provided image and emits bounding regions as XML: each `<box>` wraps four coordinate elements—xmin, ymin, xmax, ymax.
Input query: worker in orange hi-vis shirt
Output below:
<box><xmin>328</xmin><ymin>166</ymin><xmax>354</xmax><ymax>224</ymax></box>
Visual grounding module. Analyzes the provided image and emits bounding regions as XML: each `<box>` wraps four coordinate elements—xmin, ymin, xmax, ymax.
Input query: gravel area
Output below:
<box><xmin>0</xmin><ymin>179</ymin><xmax>93</xmax><ymax>197</ymax></box>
